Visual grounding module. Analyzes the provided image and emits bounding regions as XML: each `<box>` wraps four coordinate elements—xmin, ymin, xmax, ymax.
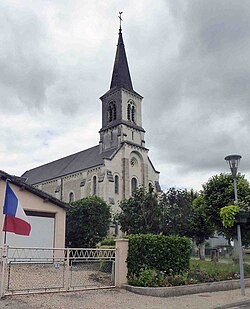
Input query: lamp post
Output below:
<box><xmin>225</xmin><ymin>154</ymin><xmax>245</xmax><ymax>296</ymax></box>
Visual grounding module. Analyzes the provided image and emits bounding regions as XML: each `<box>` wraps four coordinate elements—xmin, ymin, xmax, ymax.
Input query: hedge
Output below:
<box><xmin>100</xmin><ymin>238</ymin><xmax>116</xmax><ymax>246</ymax></box>
<box><xmin>127</xmin><ymin>234</ymin><xmax>191</xmax><ymax>278</ymax></box>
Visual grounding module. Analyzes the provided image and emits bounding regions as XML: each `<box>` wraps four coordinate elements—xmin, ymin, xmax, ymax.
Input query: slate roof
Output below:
<box><xmin>0</xmin><ymin>170</ymin><xmax>69</xmax><ymax>210</ymax></box>
<box><xmin>22</xmin><ymin>145</ymin><xmax>120</xmax><ymax>185</ymax></box>
<box><xmin>100</xmin><ymin>28</ymin><xmax>142</xmax><ymax>100</ymax></box>
<box><xmin>110</xmin><ymin>28</ymin><xmax>133</xmax><ymax>92</ymax></box>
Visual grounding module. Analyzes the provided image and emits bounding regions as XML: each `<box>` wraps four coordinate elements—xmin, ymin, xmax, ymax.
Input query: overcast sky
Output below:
<box><xmin>1</xmin><ymin>0</ymin><xmax>250</xmax><ymax>191</ymax></box>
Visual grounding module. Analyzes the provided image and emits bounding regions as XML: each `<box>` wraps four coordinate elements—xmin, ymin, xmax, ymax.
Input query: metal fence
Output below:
<box><xmin>0</xmin><ymin>246</ymin><xmax>116</xmax><ymax>297</ymax></box>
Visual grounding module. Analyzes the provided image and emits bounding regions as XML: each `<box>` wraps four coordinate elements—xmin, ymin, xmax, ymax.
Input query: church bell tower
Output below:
<box><xmin>99</xmin><ymin>18</ymin><xmax>146</xmax><ymax>153</ymax></box>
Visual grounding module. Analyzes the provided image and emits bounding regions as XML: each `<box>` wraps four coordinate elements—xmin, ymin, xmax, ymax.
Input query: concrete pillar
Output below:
<box><xmin>115</xmin><ymin>239</ymin><xmax>129</xmax><ymax>287</ymax></box>
<box><xmin>0</xmin><ymin>244</ymin><xmax>8</xmax><ymax>298</ymax></box>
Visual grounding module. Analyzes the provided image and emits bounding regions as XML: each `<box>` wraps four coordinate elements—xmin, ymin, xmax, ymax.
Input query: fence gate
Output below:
<box><xmin>0</xmin><ymin>245</ymin><xmax>116</xmax><ymax>296</ymax></box>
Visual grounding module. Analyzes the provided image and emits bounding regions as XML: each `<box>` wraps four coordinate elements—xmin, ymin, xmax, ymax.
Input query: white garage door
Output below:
<box><xmin>5</xmin><ymin>212</ymin><xmax>55</xmax><ymax>248</ymax></box>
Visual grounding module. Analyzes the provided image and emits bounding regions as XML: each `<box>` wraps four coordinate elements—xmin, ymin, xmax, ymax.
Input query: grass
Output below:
<box><xmin>128</xmin><ymin>259</ymin><xmax>250</xmax><ymax>287</ymax></box>
<box><xmin>190</xmin><ymin>259</ymin><xmax>250</xmax><ymax>281</ymax></box>
<box><xmin>243</xmin><ymin>252</ymin><xmax>250</xmax><ymax>262</ymax></box>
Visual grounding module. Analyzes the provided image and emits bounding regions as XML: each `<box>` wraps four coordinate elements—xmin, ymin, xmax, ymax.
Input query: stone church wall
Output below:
<box><xmin>36</xmin><ymin>179</ymin><xmax>58</xmax><ymax>198</ymax></box>
<box><xmin>63</xmin><ymin>173</ymin><xmax>82</xmax><ymax>202</ymax></box>
<box><xmin>34</xmin><ymin>144</ymin><xmax>159</xmax><ymax>211</ymax></box>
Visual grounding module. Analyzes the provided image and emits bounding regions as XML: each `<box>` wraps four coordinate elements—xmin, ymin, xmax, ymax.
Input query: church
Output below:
<box><xmin>22</xmin><ymin>23</ymin><xmax>160</xmax><ymax>212</ymax></box>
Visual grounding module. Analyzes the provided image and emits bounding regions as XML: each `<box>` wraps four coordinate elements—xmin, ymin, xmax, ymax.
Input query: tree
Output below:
<box><xmin>118</xmin><ymin>186</ymin><xmax>161</xmax><ymax>234</ymax></box>
<box><xmin>117</xmin><ymin>184</ymin><xmax>222</xmax><ymax>260</ymax></box>
<box><xmin>200</xmin><ymin>173</ymin><xmax>250</xmax><ymax>239</ymax></box>
<box><xmin>66</xmin><ymin>196</ymin><xmax>111</xmax><ymax>248</ymax></box>
<box><xmin>189</xmin><ymin>195</ymin><xmax>215</xmax><ymax>260</ymax></box>
<box><xmin>159</xmin><ymin>188</ymin><xmax>214</xmax><ymax>260</ymax></box>
<box><xmin>118</xmin><ymin>186</ymin><xmax>198</xmax><ymax>237</ymax></box>
<box><xmin>189</xmin><ymin>195</ymin><xmax>215</xmax><ymax>245</ymax></box>
<box><xmin>159</xmin><ymin>188</ymin><xmax>194</xmax><ymax>236</ymax></box>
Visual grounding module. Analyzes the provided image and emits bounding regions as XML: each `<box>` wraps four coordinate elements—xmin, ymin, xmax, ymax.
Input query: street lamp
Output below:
<box><xmin>225</xmin><ymin>154</ymin><xmax>245</xmax><ymax>296</ymax></box>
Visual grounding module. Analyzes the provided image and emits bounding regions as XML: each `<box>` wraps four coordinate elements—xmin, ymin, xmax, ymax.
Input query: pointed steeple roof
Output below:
<box><xmin>110</xmin><ymin>27</ymin><xmax>133</xmax><ymax>91</ymax></box>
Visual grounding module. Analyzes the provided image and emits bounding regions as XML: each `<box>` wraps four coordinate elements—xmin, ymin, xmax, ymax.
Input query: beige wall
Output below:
<box><xmin>0</xmin><ymin>179</ymin><xmax>66</xmax><ymax>248</ymax></box>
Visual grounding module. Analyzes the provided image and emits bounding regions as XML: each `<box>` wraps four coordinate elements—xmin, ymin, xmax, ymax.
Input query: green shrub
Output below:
<box><xmin>66</xmin><ymin>196</ymin><xmax>111</xmax><ymax>247</ymax></box>
<box><xmin>100</xmin><ymin>238</ymin><xmax>116</xmax><ymax>246</ymax></box>
<box><xmin>168</xmin><ymin>275</ymin><xmax>184</xmax><ymax>286</ymax></box>
<box><xmin>190</xmin><ymin>260</ymin><xmax>250</xmax><ymax>281</ymax></box>
<box><xmin>128</xmin><ymin>259</ymin><xmax>250</xmax><ymax>287</ymax></box>
<box><xmin>127</xmin><ymin>234</ymin><xmax>191</xmax><ymax>279</ymax></box>
<box><xmin>220</xmin><ymin>205</ymin><xmax>239</xmax><ymax>228</ymax></box>
<box><xmin>99</xmin><ymin>245</ymin><xmax>115</xmax><ymax>249</ymax></box>
<box><xmin>128</xmin><ymin>268</ymin><xmax>168</xmax><ymax>287</ymax></box>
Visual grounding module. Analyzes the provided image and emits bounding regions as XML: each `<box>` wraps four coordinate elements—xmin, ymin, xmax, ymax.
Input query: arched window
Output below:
<box><xmin>114</xmin><ymin>175</ymin><xmax>119</xmax><ymax>194</ymax></box>
<box><xmin>93</xmin><ymin>176</ymin><xmax>97</xmax><ymax>195</ymax></box>
<box><xmin>131</xmin><ymin>177</ymin><xmax>138</xmax><ymax>194</ymax></box>
<box><xmin>132</xmin><ymin>105</ymin><xmax>136</xmax><ymax>122</ymax></box>
<box><xmin>127</xmin><ymin>101</ymin><xmax>136</xmax><ymax>123</ymax></box>
<box><xmin>113</xmin><ymin>104</ymin><xmax>117</xmax><ymax>120</ymax></box>
<box><xmin>127</xmin><ymin>104</ymin><xmax>131</xmax><ymax>120</ymax></box>
<box><xmin>108</xmin><ymin>102</ymin><xmax>116</xmax><ymax>123</ymax></box>
<box><xmin>69</xmin><ymin>192</ymin><xmax>75</xmax><ymax>203</ymax></box>
<box><xmin>148</xmin><ymin>182</ymin><xmax>153</xmax><ymax>193</ymax></box>
<box><xmin>108</xmin><ymin>105</ymin><xmax>113</xmax><ymax>122</ymax></box>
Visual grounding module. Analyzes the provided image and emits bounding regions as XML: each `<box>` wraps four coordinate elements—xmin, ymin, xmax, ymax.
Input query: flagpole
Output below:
<box><xmin>3</xmin><ymin>225</ymin><xmax>7</xmax><ymax>245</ymax></box>
<box><xmin>3</xmin><ymin>179</ymin><xmax>9</xmax><ymax>245</ymax></box>
<box><xmin>0</xmin><ymin>179</ymin><xmax>10</xmax><ymax>298</ymax></box>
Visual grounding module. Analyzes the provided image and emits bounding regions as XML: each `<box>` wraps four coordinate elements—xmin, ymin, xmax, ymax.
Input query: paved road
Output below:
<box><xmin>1</xmin><ymin>288</ymin><xmax>250</xmax><ymax>309</ymax></box>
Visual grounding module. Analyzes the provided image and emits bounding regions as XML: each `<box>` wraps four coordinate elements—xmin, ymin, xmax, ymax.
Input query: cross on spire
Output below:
<box><xmin>118</xmin><ymin>12</ymin><xmax>123</xmax><ymax>32</ymax></box>
<box><xmin>109</xmin><ymin>11</ymin><xmax>133</xmax><ymax>91</ymax></box>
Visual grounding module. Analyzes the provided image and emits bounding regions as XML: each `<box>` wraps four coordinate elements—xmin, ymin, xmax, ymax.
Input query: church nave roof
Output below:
<box><xmin>22</xmin><ymin>145</ymin><xmax>119</xmax><ymax>185</ymax></box>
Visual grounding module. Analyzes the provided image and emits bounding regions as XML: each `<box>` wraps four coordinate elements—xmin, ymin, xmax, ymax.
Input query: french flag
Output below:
<box><xmin>3</xmin><ymin>181</ymin><xmax>31</xmax><ymax>236</ymax></box>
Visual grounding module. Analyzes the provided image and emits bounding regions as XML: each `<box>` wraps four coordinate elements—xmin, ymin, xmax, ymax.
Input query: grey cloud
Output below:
<box><xmin>180</xmin><ymin>0</ymin><xmax>250</xmax><ymax>111</ymax></box>
<box><xmin>0</xmin><ymin>4</ymin><xmax>56</xmax><ymax>110</ymax></box>
<box><xmin>140</xmin><ymin>0</ymin><xmax>250</xmax><ymax>178</ymax></box>
<box><xmin>181</xmin><ymin>0</ymin><xmax>250</xmax><ymax>56</ymax></box>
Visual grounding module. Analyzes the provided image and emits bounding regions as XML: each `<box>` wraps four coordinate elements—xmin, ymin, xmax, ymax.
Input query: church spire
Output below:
<box><xmin>110</xmin><ymin>13</ymin><xmax>133</xmax><ymax>91</ymax></box>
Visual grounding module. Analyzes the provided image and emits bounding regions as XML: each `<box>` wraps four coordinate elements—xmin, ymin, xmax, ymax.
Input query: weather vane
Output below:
<box><xmin>119</xmin><ymin>12</ymin><xmax>123</xmax><ymax>31</ymax></box>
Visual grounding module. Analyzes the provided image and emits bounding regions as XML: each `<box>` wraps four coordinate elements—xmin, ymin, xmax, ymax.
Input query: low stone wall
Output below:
<box><xmin>124</xmin><ymin>278</ymin><xmax>250</xmax><ymax>297</ymax></box>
